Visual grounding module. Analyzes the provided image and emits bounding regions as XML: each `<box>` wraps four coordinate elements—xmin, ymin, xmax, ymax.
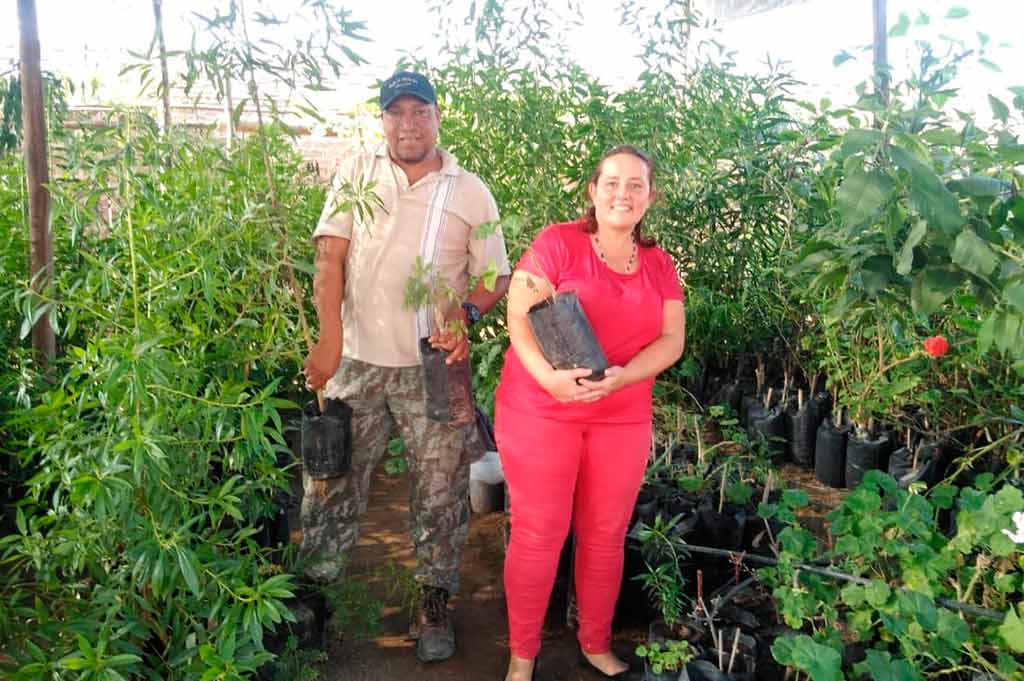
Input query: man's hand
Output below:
<box><xmin>304</xmin><ymin>337</ymin><xmax>342</xmax><ymax>391</ymax></box>
<box><xmin>428</xmin><ymin>308</ymin><xmax>470</xmax><ymax>365</ymax></box>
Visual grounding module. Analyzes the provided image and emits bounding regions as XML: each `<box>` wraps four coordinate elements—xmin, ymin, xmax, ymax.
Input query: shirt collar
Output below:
<box><xmin>376</xmin><ymin>144</ymin><xmax>459</xmax><ymax>177</ymax></box>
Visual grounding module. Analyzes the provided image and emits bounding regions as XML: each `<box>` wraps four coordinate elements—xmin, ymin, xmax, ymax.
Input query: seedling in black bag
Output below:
<box><xmin>404</xmin><ymin>253</ymin><xmax>500</xmax><ymax>427</ymax></box>
<box><xmin>520</xmin><ymin>248</ymin><xmax>609</xmax><ymax>381</ymax></box>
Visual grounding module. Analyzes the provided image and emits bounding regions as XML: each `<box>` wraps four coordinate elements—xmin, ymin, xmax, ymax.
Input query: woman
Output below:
<box><xmin>495</xmin><ymin>145</ymin><xmax>686</xmax><ymax>680</ymax></box>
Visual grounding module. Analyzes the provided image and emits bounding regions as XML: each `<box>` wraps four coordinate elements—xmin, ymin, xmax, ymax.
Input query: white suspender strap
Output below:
<box><xmin>415</xmin><ymin>174</ymin><xmax>456</xmax><ymax>340</ymax></box>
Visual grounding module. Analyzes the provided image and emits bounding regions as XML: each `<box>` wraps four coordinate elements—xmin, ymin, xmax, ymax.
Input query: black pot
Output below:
<box><xmin>527</xmin><ymin>291</ymin><xmax>608</xmax><ymax>381</ymax></box>
<box><xmin>890</xmin><ymin>440</ymin><xmax>949</xmax><ymax>489</ymax></box>
<box><xmin>740</xmin><ymin>396</ymin><xmax>760</xmax><ymax>427</ymax></box>
<box><xmin>696</xmin><ymin>500</ymin><xmax>747</xmax><ymax>552</ymax></box>
<box><xmin>301</xmin><ymin>397</ymin><xmax>353</xmax><ymax>479</ymax></box>
<box><xmin>845</xmin><ymin>428</ymin><xmax>894</xmax><ymax>489</ymax></box>
<box><xmin>707</xmin><ymin>379</ymin><xmax>744</xmax><ymax>416</ymax></box>
<box><xmin>814</xmin><ymin>417</ymin><xmax>847</xmax><ymax>488</ymax></box>
<box><xmin>746</xmin><ymin>403</ymin><xmax>786</xmax><ymax>459</ymax></box>
<box><xmin>420</xmin><ymin>338</ymin><xmax>474</xmax><ymax>427</ymax></box>
<box><xmin>260</xmin><ymin>583</ymin><xmax>328</xmax><ymax>679</ymax></box>
<box><xmin>643</xmin><ymin>620</ymin><xmax>696</xmax><ymax>681</ymax></box>
<box><xmin>254</xmin><ymin>491</ymin><xmax>291</xmax><ymax>565</ymax></box>
<box><xmin>785</xmin><ymin>392</ymin><xmax>830</xmax><ymax>467</ymax></box>
<box><xmin>633</xmin><ymin>487</ymin><xmax>661</xmax><ymax>526</ymax></box>
<box><xmin>686</xmin><ymin>658</ymin><xmax>753</xmax><ymax>681</ymax></box>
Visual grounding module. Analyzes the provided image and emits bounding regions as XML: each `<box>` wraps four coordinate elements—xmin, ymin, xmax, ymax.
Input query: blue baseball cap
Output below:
<box><xmin>379</xmin><ymin>70</ymin><xmax>437</xmax><ymax>109</ymax></box>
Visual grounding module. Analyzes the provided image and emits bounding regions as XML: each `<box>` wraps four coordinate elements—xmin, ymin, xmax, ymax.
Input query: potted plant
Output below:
<box><xmin>637</xmin><ymin>638</ymin><xmax>697</xmax><ymax>681</ymax></box>
<box><xmin>403</xmin><ymin>256</ymin><xmax>477</xmax><ymax>427</ymax></box>
<box><xmin>520</xmin><ymin>248</ymin><xmax>609</xmax><ymax>380</ymax></box>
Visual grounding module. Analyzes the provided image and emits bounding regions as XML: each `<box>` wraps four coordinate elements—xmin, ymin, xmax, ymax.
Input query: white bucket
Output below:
<box><xmin>469</xmin><ymin>451</ymin><xmax>505</xmax><ymax>513</ymax></box>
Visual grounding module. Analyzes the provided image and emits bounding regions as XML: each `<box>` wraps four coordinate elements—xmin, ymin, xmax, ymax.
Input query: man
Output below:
<box><xmin>301</xmin><ymin>70</ymin><xmax>510</xmax><ymax>663</ymax></box>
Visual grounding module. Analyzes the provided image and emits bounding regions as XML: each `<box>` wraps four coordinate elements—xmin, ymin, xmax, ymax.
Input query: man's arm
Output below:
<box><xmin>428</xmin><ymin>274</ymin><xmax>510</xmax><ymax>365</ymax></box>
<box><xmin>468</xmin><ymin>274</ymin><xmax>510</xmax><ymax>316</ymax></box>
<box><xmin>304</xmin><ymin>235</ymin><xmax>349</xmax><ymax>391</ymax></box>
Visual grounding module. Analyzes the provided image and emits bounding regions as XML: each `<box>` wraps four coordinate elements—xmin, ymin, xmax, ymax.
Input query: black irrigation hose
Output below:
<box><xmin>682</xmin><ymin>543</ymin><xmax>1006</xmax><ymax>623</ymax></box>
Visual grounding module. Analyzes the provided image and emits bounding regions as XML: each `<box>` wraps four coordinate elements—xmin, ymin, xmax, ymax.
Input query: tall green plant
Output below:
<box><xmin>0</xmin><ymin>121</ymin><xmax>321</xmax><ymax>678</ymax></box>
<box><xmin>792</xmin><ymin>29</ymin><xmax>1023</xmax><ymax>441</ymax></box>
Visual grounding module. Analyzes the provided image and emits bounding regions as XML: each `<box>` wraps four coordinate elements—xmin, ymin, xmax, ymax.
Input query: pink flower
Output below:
<box><xmin>923</xmin><ymin>335</ymin><xmax>949</xmax><ymax>358</ymax></box>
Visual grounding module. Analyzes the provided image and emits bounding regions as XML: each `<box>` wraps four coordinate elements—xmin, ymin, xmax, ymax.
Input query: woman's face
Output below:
<box><xmin>587</xmin><ymin>152</ymin><xmax>654</xmax><ymax>232</ymax></box>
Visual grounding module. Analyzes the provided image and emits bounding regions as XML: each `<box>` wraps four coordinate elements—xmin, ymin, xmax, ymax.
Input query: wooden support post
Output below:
<box><xmin>18</xmin><ymin>0</ymin><xmax>55</xmax><ymax>368</ymax></box>
<box><xmin>873</xmin><ymin>0</ymin><xmax>890</xmax><ymax>106</ymax></box>
<box><xmin>152</xmin><ymin>0</ymin><xmax>172</xmax><ymax>134</ymax></box>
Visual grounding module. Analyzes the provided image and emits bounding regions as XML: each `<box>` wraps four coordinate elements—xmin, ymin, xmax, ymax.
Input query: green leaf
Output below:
<box><xmin>948</xmin><ymin>175</ymin><xmax>1007</xmax><ymax>198</ymax></box>
<box><xmin>952</xmin><ymin>229</ymin><xmax>999</xmax><ymax>279</ymax></box>
<box><xmin>792</xmin><ymin>240</ymin><xmax>837</xmax><ymax>273</ymax></box>
<box><xmin>841</xmin><ymin>583</ymin><xmax>866</xmax><ymax>607</ymax></box>
<box><xmin>858</xmin><ymin>255</ymin><xmax>893</xmax><ymax>296</ymax></box>
<box><xmin>839</xmin><ymin>128</ymin><xmax>884</xmax><ymax>158</ymax></box>
<box><xmin>836</xmin><ymin>166</ymin><xmax>895</xmax><ymax>232</ymax></box>
<box><xmin>59</xmin><ymin>655</ymin><xmax>90</xmax><ymax>671</ymax></box>
<box><xmin>978</xmin><ymin>312</ymin><xmax>997</xmax><ymax>353</ymax></box>
<box><xmin>946</xmin><ymin>7</ymin><xmax>969</xmax><ymax>19</ymax></box>
<box><xmin>989</xmin><ymin>95</ymin><xmax>1010</xmax><ymax>124</ymax></box>
<box><xmin>853</xmin><ymin>650</ymin><xmax>923</xmax><ymax>681</ymax></box>
<box><xmin>1005</xmin><ymin>281</ymin><xmax>1024</xmax><ymax>314</ymax></box>
<box><xmin>865</xmin><ymin>580</ymin><xmax>892</xmax><ymax>607</ymax></box>
<box><xmin>897</xmin><ymin>220</ymin><xmax>927</xmax><ymax>275</ymax></box>
<box><xmin>897</xmin><ymin>590</ymin><xmax>938</xmax><ymax>630</ymax></box>
<box><xmin>482</xmin><ymin>259</ymin><xmax>499</xmax><ymax>291</ymax></box>
<box><xmin>890</xmin><ymin>146</ymin><xmax>963</xmax><ymax>234</ymax></box>
<box><xmin>1000</xmin><ymin>605</ymin><xmax>1024</xmax><ymax>653</ymax></box>
<box><xmin>995</xmin><ymin>313</ymin><xmax>1022</xmax><ymax>357</ymax></box>
<box><xmin>106</xmin><ymin>654</ymin><xmax>143</xmax><ymax>667</ymax></box>
<box><xmin>911</xmin><ymin>267</ymin><xmax>962</xmax><ymax>314</ymax></box>
<box><xmin>176</xmin><ymin>547</ymin><xmax>201</xmax><ymax>596</ymax></box>
<box><xmin>889</xmin><ymin>12</ymin><xmax>910</xmax><ymax>37</ymax></box>
<box><xmin>979</xmin><ymin>58</ymin><xmax>1002</xmax><ymax>73</ymax></box>
<box><xmin>833</xmin><ymin>50</ymin><xmax>854</xmax><ymax>67</ymax></box>
<box><xmin>772</xmin><ymin>635</ymin><xmax>843</xmax><ymax>681</ymax></box>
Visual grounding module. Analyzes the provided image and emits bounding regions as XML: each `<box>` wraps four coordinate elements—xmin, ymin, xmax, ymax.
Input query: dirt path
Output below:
<box><xmin>310</xmin><ymin>467</ymin><xmax>644</xmax><ymax>681</ymax></box>
<box><xmin>289</xmin><ymin>459</ymin><xmax>840</xmax><ymax>680</ymax></box>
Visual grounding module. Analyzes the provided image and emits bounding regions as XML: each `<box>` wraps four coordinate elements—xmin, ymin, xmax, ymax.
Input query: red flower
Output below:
<box><xmin>923</xmin><ymin>335</ymin><xmax>949</xmax><ymax>358</ymax></box>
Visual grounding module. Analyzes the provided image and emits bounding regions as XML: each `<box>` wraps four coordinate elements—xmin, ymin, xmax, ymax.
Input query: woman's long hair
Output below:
<box><xmin>581</xmin><ymin>144</ymin><xmax>658</xmax><ymax>247</ymax></box>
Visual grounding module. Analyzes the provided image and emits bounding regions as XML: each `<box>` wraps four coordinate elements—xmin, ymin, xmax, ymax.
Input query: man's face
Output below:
<box><xmin>381</xmin><ymin>95</ymin><xmax>440</xmax><ymax>165</ymax></box>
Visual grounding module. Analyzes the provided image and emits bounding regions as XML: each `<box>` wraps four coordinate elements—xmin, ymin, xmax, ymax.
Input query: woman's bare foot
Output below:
<box><xmin>505</xmin><ymin>654</ymin><xmax>535</xmax><ymax>681</ymax></box>
<box><xmin>582</xmin><ymin>649</ymin><xmax>628</xmax><ymax>676</ymax></box>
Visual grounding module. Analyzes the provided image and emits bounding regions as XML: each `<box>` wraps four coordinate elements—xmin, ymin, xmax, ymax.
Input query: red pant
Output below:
<box><xmin>496</xmin><ymin>404</ymin><xmax>651</xmax><ymax>659</ymax></box>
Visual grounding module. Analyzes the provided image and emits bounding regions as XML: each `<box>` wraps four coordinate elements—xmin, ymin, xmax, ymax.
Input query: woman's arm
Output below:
<box><xmin>507</xmin><ymin>270</ymin><xmax>595</xmax><ymax>402</ymax></box>
<box><xmin>578</xmin><ymin>299</ymin><xmax>685</xmax><ymax>399</ymax></box>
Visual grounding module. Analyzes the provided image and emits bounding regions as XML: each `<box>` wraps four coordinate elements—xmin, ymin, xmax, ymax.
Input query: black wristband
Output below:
<box><xmin>461</xmin><ymin>301</ymin><xmax>482</xmax><ymax>326</ymax></box>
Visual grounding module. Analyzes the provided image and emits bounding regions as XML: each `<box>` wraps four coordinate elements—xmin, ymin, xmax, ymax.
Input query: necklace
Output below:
<box><xmin>592</xmin><ymin>232</ymin><xmax>637</xmax><ymax>273</ymax></box>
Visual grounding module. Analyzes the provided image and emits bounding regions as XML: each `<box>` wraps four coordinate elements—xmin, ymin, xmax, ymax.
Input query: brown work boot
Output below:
<box><xmin>411</xmin><ymin>586</ymin><xmax>456</xmax><ymax>662</ymax></box>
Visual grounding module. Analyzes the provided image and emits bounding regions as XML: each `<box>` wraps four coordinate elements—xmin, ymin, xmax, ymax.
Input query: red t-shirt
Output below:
<box><xmin>496</xmin><ymin>220</ymin><xmax>685</xmax><ymax>423</ymax></box>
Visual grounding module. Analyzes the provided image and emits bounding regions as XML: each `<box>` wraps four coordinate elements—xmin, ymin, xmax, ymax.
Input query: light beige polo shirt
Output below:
<box><xmin>312</xmin><ymin>144</ymin><xmax>510</xmax><ymax>368</ymax></box>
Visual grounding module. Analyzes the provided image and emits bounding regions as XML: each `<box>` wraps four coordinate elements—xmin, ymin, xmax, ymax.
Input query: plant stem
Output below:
<box><xmin>727</xmin><ymin>627</ymin><xmax>741</xmax><ymax>674</ymax></box>
<box><xmin>679</xmin><ymin>542</ymin><xmax>1005</xmax><ymax>621</ymax></box>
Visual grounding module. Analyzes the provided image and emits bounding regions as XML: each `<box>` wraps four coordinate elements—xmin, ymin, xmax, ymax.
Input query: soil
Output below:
<box><xmin>776</xmin><ymin>462</ymin><xmax>847</xmax><ymax>545</ymax></box>
<box><xmin>286</xmin><ymin>460</ymin><xmax>845</xmax><ymax>681</ymax></box>
<box><xmin>294</xmin><ymin>464</ymin><xmax>637</xmax><ymax>681</ymax></box>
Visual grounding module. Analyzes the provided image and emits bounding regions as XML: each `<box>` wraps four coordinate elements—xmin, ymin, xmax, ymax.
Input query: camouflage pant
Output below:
<box><xmin>299</xmin><ymin>357</ymin><xmax>471</xmax><ymax>593</ymax></box>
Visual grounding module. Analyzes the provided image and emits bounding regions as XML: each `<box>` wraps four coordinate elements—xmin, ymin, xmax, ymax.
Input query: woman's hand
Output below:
<box><xmin>576</xmin><ymin>366</ymin><xmax>627</xmax><ymax>401</ymax></box>
<box><xmin>539</xmin><ymin>367</ymin><xmax>602</xmax><ymax>403</ymax></box>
